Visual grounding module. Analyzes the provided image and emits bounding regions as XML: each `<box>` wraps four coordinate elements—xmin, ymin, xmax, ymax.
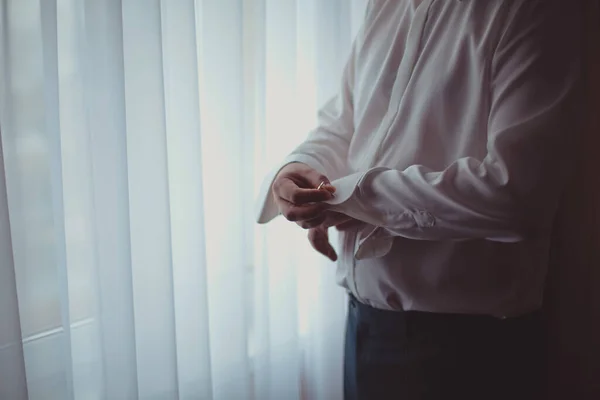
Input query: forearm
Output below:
<box><xmin>325</xmin><ymin>0</ymin><xmax>580</xmax><ymax>255</ymax></box>
<box><xmin>326</xmin><ymin>156</ymin><xmax>569</xmax><ymax>243</ymax></box>
<box><xmin>256</xmin><ymin>31</ymin><xmax>360</xmax><ymax>224</ymax></box>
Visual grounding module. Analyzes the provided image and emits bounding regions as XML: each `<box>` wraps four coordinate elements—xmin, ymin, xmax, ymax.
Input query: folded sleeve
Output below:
<box><xmin>325</xmin><ymin>0</ymin><xmax>583</xmax><ymax>257</ymax></box>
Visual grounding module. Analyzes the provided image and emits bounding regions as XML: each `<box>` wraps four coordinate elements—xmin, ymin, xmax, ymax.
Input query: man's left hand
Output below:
<box><xmin>307</xmin><ymin>212</ymin><xmax>362</xmax><ymax>261</ymax></box>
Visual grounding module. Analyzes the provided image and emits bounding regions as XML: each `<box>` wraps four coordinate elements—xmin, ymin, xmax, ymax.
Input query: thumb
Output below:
<box><xmin>307</xmin><ymin>170</ymin><xmax>336</xmax><ymax>196</ymax></box>
<box><xmin>308</xmin><ymin>227</ymin><xmax>338</xmax><ymax>262</ymax></box>
<box><xmin>304</xmin><ymin>169</ymin><xmax>331</xmax><ymax>189</ymax></box>
<box><xmin>322</xmin><ymin>184</ymin><xmax>336</xmax><ymax>195</ymax></box>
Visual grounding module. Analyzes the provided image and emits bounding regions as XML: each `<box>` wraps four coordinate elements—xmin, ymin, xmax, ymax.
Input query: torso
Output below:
<box><xmin>337</xmin><ymin>0</ymin><xmax>549</xmax><ymax>317</ymax></box>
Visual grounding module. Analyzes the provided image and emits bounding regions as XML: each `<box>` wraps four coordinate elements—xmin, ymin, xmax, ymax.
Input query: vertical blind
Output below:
<box><xmin>0</xmin><ymin>0</ymin><xmax>367</xmax><ymax>399</ymax></box>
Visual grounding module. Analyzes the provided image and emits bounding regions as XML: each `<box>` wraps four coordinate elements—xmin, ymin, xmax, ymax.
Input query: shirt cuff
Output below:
<box><xmin>255</xmin><ymin>154</ymin><xmax>329</xmax><ymax>224</ymax></box>
<box><xmin>325</xmin><ymin>167</ymin><xmax>390</xmax><ymax>223</ymax></box>
<box><xmin>326</xmin><ymin>167</ymin><xmax>421</xmax><ymax>260</ymax></box>
<box><xmin>325</xmin><ymin>169</ymin><xmax>395</xmax><ymax>260</ymax></box>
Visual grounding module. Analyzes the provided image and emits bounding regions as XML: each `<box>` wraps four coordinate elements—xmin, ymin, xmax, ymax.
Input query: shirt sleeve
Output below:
<box><xmin>326</xmin><ymin>0</ymin><xmax>583</xmax><ymax>258</ymax></box>
<box><xmin>255</xmin><ymin>2</ymin><xmax>376</xmax><ymax>224</ymax></box>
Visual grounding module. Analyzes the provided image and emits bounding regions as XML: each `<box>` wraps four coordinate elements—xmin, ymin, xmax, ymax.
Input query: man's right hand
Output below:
<box><xmin>272</xmin><ymin>162</ymin><xmax>336</xmax><ymax>229</ymax></box>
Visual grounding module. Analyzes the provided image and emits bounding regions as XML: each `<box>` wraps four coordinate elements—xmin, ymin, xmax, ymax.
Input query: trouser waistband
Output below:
<box><xmin>347</xmin><ymin>293</ymin><xmax>542</xmax><ymax>340</ymax></box>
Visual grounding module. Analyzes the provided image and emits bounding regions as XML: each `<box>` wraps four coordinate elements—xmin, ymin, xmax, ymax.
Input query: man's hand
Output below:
<box><xmin>308</xmin><ymin>212</ymin><xmax>362</xmax><ymax>262</ymax></box>
<box><xmin>272</xmin><ymin>163</ymin><xmax>336</xmax><ymax>229</ymax></box>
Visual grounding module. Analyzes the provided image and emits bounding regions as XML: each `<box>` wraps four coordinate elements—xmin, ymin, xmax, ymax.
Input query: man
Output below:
<box><xmin>256</xmin><ymin>0</ymin><xmax>582</xmax><ymax>398</ymax></box>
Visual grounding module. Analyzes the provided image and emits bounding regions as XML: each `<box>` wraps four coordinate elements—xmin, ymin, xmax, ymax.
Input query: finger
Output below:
<box><xmin>291</xmin><ymin>170</ymin><xmax>337</xmax><ymax>199</ymax></box>
<box><xmin>276</xmin><ymin>179</ymin><xmax>333</xmax><ymax>205</ymax></box>
<box><xmin>319</xmin><ymin>240</ymin><xmax>338</xmax><ymax>261</ymax></box>
<box><xmin>322</xmin><ymin>213</ymin><xmax>354</xmax><ymax>229</ymax></box>
<box><xmin>322</xmin><ymin>184</ymin><xmax>336</xmax><ymax>194</ymax></box>
<box><xmin>300</xmin><ymin>170</ymin><xmax>332</xmax><ymax>189</ymax></box>
<box><xmin>279</xmin><ymin>201</ymin><xmax>327</xmax><ymax>222</ymax></box>
<box><xmin>296</xmin><ymin>214</ymin><xmax>327</xmax><ymax>230</ymax></box>
<box><xmin>336</xmin><ymin>220</ymin><xmax>362</xmax><ymax>232</ymax></box>
<box><xmin>291</xmin><ymin>188</ymin><xmax>333</xmax><ymax>204</ymax></box>
<box><xmin>308</xmin><ymin>228</ymin><xmax>338</xmax><ymax>261</ymax></box>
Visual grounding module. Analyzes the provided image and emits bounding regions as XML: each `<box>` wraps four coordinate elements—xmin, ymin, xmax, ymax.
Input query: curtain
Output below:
<box><xmin>0</xmin><ymin>1</ymin><xmax>367</xmax><ymax>399</ymax></box>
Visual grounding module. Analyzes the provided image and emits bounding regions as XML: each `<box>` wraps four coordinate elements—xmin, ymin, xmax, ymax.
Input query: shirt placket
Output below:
<box><xmin>357</xmin><ymin>0</ymin><xmax>435</xmax><ymax>171</ymax></box>
<box><xmin>348</xmin><ymin>0</ymin><xmax>435</xmax><ymax>304</ymax></box>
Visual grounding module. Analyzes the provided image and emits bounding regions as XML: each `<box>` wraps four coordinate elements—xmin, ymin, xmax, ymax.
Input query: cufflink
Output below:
<box><xmin>317</xmin><ymin>181</ymin><xmax>335</xmax><ymax>197</ymax></box>
<box><xmin>415</xmin><ymin>211</ymin><xmax>436</xmax><ymax>228</ymax></box>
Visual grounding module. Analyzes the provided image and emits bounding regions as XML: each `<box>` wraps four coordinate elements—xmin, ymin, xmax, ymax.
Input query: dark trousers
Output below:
<box><xmin>344</xmin><ymin>294</ymin><xmax>545</xmax><ymax>400</ymax></box>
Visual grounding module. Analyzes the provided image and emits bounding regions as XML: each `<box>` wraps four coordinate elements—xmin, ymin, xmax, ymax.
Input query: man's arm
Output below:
<box><xmin>255</xmin><ymin>58</ymin><xmax>356</xmax><ymax>224</ymax></box>
<box><xmin>255</xmin><ymin>2</ymin><xmax>376</xmax><ymax>224</ymax></box>
<box><xmin>324</xmin><ymin>0</ymin><xmax>583</xmax><ymax>257</ymax></box>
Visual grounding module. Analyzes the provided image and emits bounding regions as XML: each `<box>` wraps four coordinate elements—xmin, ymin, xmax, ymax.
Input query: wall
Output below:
<box><xmin>544</xmin><ymin>2</ymin><xmax>600</xmax><ymax>399</ymax></box>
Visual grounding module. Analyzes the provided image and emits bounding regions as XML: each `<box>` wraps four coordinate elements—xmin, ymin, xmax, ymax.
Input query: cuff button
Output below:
<box><xmin>416</xmin><ymin>211</ymin><xmax>436</xmax><ymax>228</ymax></box>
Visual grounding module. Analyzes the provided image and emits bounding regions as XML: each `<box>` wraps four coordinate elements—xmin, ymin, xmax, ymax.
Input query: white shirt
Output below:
<box><xmin>256</xmin><ymin>0</ymin><xmax>582</xmax><ymax>317</ymax></box>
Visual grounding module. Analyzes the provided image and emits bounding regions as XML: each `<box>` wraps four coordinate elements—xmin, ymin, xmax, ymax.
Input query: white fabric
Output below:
<box><xmin>0</xmin><ymin>130</ymin><xmax>28</xmax><ymax>399</ymax></box>
<box><xmin>257</xmin><ymin>0</ymin><xmax>583</xmax><ymax>317</ymax></box>
<box><xmin>0</xmin><ymin>0</ymin><xmax>367</xmax><ymax>399</ymax></box>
